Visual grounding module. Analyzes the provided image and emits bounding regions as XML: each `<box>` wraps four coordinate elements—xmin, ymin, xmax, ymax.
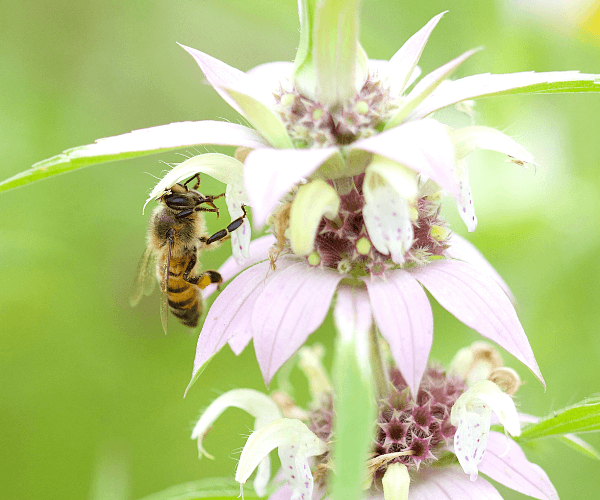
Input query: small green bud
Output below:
<box><xmin>430</xmin><ymin>225</ymin><xmax>449</xmax><ymax>242</ymax></box>
<box><xmin>355</xmin><ymin>100</ymin><xmax>369</xmax><ymax>115</ymax></box>
<box><xmin>308</xmin><ymin>251</ymin><xmax>321</xmax><ymax>266</ymax></box>
<box><xmin>281</xmin><ymin>93</ymin><xmax>296</xmax><ymax>107</ymax></box>
<box><xmin>356</xmin><ymin>237</ymin><xmax>372</xmax><ymax>255</ymax></box>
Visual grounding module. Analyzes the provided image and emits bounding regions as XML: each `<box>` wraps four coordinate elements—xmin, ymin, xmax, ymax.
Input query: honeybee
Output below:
<box><xmin>130</xmin><ymin>174</ymin><xmax>247</xmax><ymax>333</ymax></box>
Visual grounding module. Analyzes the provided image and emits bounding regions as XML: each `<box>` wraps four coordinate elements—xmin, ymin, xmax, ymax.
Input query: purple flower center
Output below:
<box><xmin>306</xmin><ymin>174</ymin><xmax>449</xmax><ymax>275</ymax></box>
<box><xmin>308</xmin><ymin>365</ymin><xmax>466</xmax><ymax>485</ymax></box>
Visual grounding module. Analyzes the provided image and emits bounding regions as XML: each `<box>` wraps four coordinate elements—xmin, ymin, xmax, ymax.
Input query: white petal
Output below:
<box><xmin>444</xmin><ymin>233</ymin><xmax>515</xmax><ymax>304</ymax></box>
<box><xmin>455</xmin><ymin>159</ymin><xmax>477</xmax><ymax>232</ymax></box>
<box><xmin>451</xmin><ymin>380</ymin><xmax>521</xmax><ymax>480</ymax></box>
<box><xmin>385</xmin><ymin>48</ymin><xmax>481</xmax><ymax>129</ymax></box>
<box><xmin>382</xmin><ymin>463</ymin><xmax>410</xmax><ymax>500</ymax></box>
<box><xmin>353</xmin><ymin>119</ymin><xmax>458</xmax><ymax>197</ymax></box>
<box><xmin>409</xmin><ymin>466</ymin><xmax>503</xmax><ymax>499</ymax></box>
<box><xmin>289</xmin><ymin>179</ymin><xmax>341</xmax><ymax>255</ymax></box>
<box><xmin>452</xmin><ymin>126</ymin><xmax>535</xmax><ymax>165</ymax></box>
<box><xmin>387</xmin><ymin>11</ymin><xmax>447</xmax><ymax>95</ymax></box>
<box><xmin>226</xmin><ymin>183</ymin><xmax>251</xmax><ymax>262</ymax></box>
<box><xmin>191</xmin><ymin>389</ymin><xmax>282</xmax><ymax>456</ymax></box>
<box><xmin>246</xmin><ymin>61</ymin><xmax>294</xmax><ymax>105</ymax></box>
<box><xmin>143</xmin><ymin>153</ymin><xmax>244</xmax><ymax>213</ymax></box>
<box><xmin>368</xmin><ymin>61</ymin><xmax>422</xmax><ymax>96</ymax></box>
<box><xmin>244</xmin><ymin>147</ymin><xmax>341</xmax><ymax>228</ymax></box>
<box><xmin>363</xmin><ymin>173</ymin><xmax>414</xmax><ymax>264</ymax></box>
<box><xmin>235</xmin><ymin>418</ymin><xmax>327</xmax><ymax>500</ymax></box>
<box><xmin>179</xmin><ymin>44</ymin><xmax>292</xmax><ymax>149</ymax></box>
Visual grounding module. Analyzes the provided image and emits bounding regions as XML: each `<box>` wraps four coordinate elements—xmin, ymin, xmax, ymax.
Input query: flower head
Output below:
<box><xmin>191</xmin><ymin>342</ymin><xmax>558</xmax><ymax>500</ymax></box>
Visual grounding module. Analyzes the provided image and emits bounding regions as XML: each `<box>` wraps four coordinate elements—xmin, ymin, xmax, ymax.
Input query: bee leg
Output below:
<box><xmin>182</xmin><ymin>252</ymin><xmax>223</xmax><ymax>289</ymax></box>
<box><xmin>201</xmin><ymin>205</ymin><xmax>248</xmax><ymax>246</ymax></box>
<box><xmin>193</xmin><ymin>206</ymin><xmax>220</xmax><ymax>218</ymax></box>
<box><xmin>183</xmin><ymin>173</ymin><xmax>201</xmax><ymax>190</ymax></box>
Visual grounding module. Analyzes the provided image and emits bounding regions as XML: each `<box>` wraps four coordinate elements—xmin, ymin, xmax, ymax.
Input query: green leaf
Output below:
<box><xmin>332</xmin><ymin>288</ymin><xmax>375</xmax><ymax>500</ymax></box>
<box><xmin>556</xmin><ymin>433</ymin><xmax>600</xmax><ymax>461</ymax></box>
<box><xmin>137</xmin><ymin>477</ymin><xmax>259</xmax><ymax>500</ymax></box>
<box><xmin>519</xmin><ymin>397</ymin><xmax>600</xmax><ymax>442</ymax></box>
<box><xmin>0</xmin><ymin>121</ymin><xmax>268</xmax><ymax>194</ymax></box>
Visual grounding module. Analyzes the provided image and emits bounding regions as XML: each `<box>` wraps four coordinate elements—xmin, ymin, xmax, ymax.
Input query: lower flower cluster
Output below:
<box><xmin>191</xmin><ymin>343</ymin><xmax>558</xmax><ymax>500</ymax></box>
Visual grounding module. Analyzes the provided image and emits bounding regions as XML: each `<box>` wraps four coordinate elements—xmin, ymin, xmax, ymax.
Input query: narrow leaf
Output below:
<box><xmin>556</xmin><ymin>434</ymin><xmax>600</xmax><ymax>461</ymax></box>
<box><xmin>1</xmin><ymin>121</ymin><xmax>268</xmax><ymax>194</ymax></box>
<box><xmin>410</xmin><ymin>71</ymin><xmax>600</xmax><ymax>120</ymax></box>
<box><xmin>137</xmin><ymin>477</ymin><xmax>258</xmax><ymax>500</ymax></box>
<box><xmin>519</xmin><ymin>397</ymin><xmax>600</xmax><ymax>441</ymax></box>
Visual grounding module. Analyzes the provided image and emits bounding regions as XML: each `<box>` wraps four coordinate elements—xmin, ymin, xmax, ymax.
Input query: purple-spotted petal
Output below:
<box><xmin>409</xmin><ymin>465</ymin><xmax>503</xmax><ymax>499</ymax></box>
<box><xmin>411</xmin><ymin>260</ymin><xmax>544</xmax><ymax>386</ymax></box>
<box><xmin>455</xmin><ymin>159</ymin><xmax>477</xmax><ymax>232</ymax></box>
<box><xmin>244</xmin><ymin>147</ymin><xmax>340</xmax><ymax>228</ymax></box>
<box><xmin>202</xmin><ymin>235</ymin><xmax>274</xmax><ymax>300</ymax></box>
<box><xmin>410</xmin><ymin>71</ymin><xmax>600</xmax><ymax>120</ymax></box>
<box><xmin>445</xmin><ymin>233</ymin><xmax>515</xmax><ymax>303</ymax></box>
<box><xmin>353</xmin><ymin>119</ymin><xmax>458</xmax><ymax>196</ymax></box>
<box><xmin>363</xmin><ymin>184</ymin><xmax>414</xmax><ymax>264</ymax></box>
<box><xmin>252</xmin><ymin>262</ymin><xmax>343</xmax><ymax>384</ymax></box>
<box><xmin>364</xmin><ymin>270</ymin><xmax>433</xmax><ymax>396</ymax></box>
<box><xmin>387</xmin><ymin>11</ymin><xmax>447</xmax><ymax>95</ymax></box>
<box><xmin>480</xmin><ymin>431</ymin><xmax>559</xmax><ymax>500</ymax></box>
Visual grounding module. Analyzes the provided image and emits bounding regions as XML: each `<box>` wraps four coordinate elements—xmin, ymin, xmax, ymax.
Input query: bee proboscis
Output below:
<box><xmin>130</xmin><ymin>174</ymin><xmax>247</xmax><ymax>333</ymax></box>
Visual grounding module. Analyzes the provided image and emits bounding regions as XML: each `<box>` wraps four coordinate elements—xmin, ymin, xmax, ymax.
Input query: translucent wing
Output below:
<box><xmin>160</xmin><ymin>237</ymin><xmax>174</xmax><ymax>335</ymax></box>
<box><xmin>130</xmin><ymin>246</ymin><xmax>156</xmax><ymax>307</ymax></box>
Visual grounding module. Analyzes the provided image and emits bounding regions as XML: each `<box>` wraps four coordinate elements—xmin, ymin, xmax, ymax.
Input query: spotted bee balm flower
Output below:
<box><xmin>192</xmin><ymin>342</ymin><xmax>558</xmax><ymax>500</ymax></box>
<box><xmin>6</xmin><ymin>1</ymin><xmax>598</xmax><ymax>373</ymax></box>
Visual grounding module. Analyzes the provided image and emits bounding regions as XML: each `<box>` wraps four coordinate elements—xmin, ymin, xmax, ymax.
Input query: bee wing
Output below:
<box><xmin>130</xmin><ymin>246</ymin><xmax>156</xmax><ymax>307</ymax></box>
<box><xmin>160</xmin><ymin>235</ymin><xmax>174</xmax><ymax>335</ymax></box>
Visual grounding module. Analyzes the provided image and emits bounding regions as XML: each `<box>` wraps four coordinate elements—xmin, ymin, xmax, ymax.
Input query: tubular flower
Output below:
<box><xmin>175</xmin><ymin>3</ymin><xmax>600</xmax><ymax>391</ymax></box>
<box><xmin>189</xmin><ymin>211</ymin><xmax>541</xmax><ymax>396</ymax></box>
<box><xmin>192</xmin><ymin>343</ymin><xmax>558</xmax><ymax>500</ymax></box>
<box><xmin>17</xmin><ymin>4</ymin><xmax>599</xmax><ymax>262</ymax></box>
<box><xmin>19</xmin><ymin>2</ymin><xmax>599</xmax><ymax>389</ymax></box>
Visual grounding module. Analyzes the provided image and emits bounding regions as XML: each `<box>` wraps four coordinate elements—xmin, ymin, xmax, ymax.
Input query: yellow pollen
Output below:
<box><xmin>430</xmin><ymin>225</ymin><xmax>449</xmax><ymax>242</ymax></box>
<box><xmin>308</xmin><ymin>251</ymin><xmax>321</xmax><ymax>266</ymax></box>
<box><xmin>356</xmin><ymin>237</ymin><xmax>372</xmax><ymax>255</ymax></box>
<box><xmin>312</xmin><ymin>108</ymin><xmax>323</xmax><ymax>120</ymax></box>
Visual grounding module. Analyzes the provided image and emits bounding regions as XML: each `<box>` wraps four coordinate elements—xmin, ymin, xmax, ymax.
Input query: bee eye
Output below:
<box><xmin>164</xmin><ymin>194</ymin><xmax>192</xmax><ymax>210</ymax></box>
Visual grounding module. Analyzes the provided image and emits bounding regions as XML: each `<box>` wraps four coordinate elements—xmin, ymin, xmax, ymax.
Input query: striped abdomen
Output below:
<box><xmin>166</xmin><ymin>258</ymin><xmax>203</xmax><ymax>328</ymax></box>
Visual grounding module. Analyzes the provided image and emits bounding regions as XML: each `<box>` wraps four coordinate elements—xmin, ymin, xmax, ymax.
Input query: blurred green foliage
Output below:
<box><xmin>1</xmin><ymin>0</ymin><xmax>599</xmax><ymax>499</ymax></box>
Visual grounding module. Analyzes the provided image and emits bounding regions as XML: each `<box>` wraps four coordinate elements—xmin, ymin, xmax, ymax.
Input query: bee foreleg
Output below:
<box><xmin>183</xmin><ymin>173</ymin><xmax>201</xmax><ymax>190</ymax></box>
<box><xmin>201</xmin><ymin>205</ymin><xmax>248</xmax><ymax>246</ymax></box>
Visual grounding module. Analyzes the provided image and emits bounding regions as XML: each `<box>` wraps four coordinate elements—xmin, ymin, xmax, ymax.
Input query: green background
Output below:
<box><xmin>1</xmin><ymin>0</ymin><xmax>599</xmax><ymax>498</ymax></box>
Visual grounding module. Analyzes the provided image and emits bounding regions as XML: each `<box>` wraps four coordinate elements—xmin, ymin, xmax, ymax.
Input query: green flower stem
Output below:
<box><xmin>369</xmin><ymin>326</ymin><xmax>390</xmax><ymax>400</ymax></box>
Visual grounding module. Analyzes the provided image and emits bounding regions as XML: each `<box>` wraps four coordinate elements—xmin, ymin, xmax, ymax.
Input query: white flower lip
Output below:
<box><xmin>143</xmin><ymin>153</ymin><xmax>251</xmax><ymax>263</ymax></box>
<box><xmin>451</xmin><ymin>379</ymin><xmax>521</xmax><ymax>480</ymax></box>
<box><xmin>235</xmin><ymin>418</ymin><xmax>327</xmax><ymax>500</ymax></box>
